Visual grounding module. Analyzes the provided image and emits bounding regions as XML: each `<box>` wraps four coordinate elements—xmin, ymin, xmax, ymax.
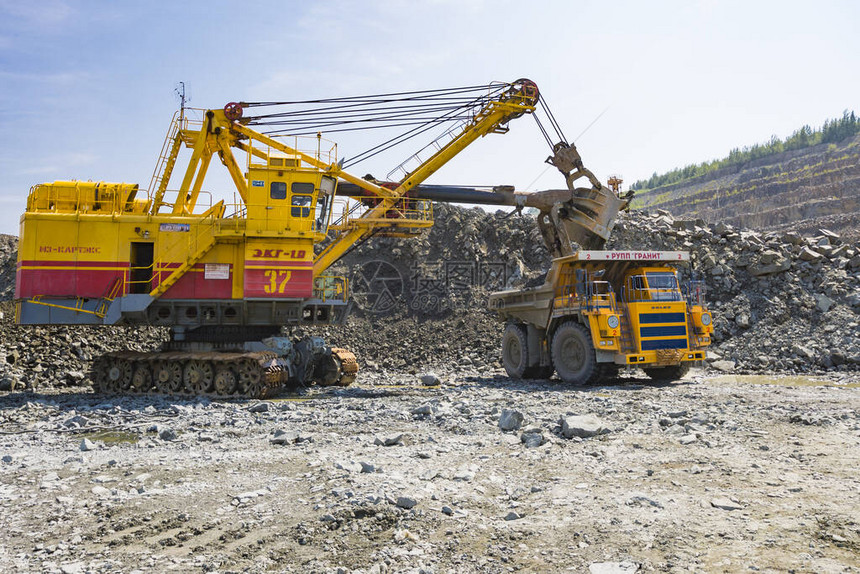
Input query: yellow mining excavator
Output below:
<box><xmin>15</xmin><ymin>80</ymin><xmax>557</xmax><ymax>397</ymax></box>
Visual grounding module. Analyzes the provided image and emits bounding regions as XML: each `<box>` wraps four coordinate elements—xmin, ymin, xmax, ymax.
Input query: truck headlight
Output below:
<box><xmin>701</xmin><ymin>312</ymin><xmax>712</xmax><ymax>326</ymax></box>
<box><xmin>607</xmin><ymin>315</ymin><xmax>620</xmax><ymax>329</ymax></box>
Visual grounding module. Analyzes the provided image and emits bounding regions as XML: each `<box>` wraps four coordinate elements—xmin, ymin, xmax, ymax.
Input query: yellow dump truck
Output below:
<box><xmin>489</xmin><ymin>250</ymin><xmax>714</xmax><ymax>384</ymax></box>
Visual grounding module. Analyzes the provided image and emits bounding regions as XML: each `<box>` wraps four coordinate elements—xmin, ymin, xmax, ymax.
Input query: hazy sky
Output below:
<box><xmin>0</xmin><ymin>0</ymin><xmax>857</xmax><ymax>235</ymax></box>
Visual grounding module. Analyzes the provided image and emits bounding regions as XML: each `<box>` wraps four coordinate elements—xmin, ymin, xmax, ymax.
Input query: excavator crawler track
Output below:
<box><xmin>330</xmin><ymin>348</ymin><xmax>358</xmax><ymax>387</ymax></box>
<box><xmin>91</xmin><ymin>351</ymin><xmax>286</xmax><ymax>399</ymax></box>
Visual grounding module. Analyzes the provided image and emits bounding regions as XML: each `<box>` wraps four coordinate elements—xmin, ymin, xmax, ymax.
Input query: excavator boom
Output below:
<box><xmin>310</xmin><ymin>79</ymin><xmax>540</xmax><ymax>275</ymax></box>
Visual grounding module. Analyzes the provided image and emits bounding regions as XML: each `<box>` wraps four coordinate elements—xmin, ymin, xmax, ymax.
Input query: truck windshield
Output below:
<box><xmin>646</xmin><ymin>272</ymin><xmax>681</xmax><ymax>301</ymax></box>
<box><xmin>626</xmin><ymin>272</ymin><xmax>683</xmax><ymax>302</ymax></box>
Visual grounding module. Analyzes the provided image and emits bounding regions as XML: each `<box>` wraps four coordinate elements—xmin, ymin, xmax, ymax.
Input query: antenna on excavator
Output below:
<box><xmin>175</xmin><ymin>82</ymin><xmax>190</xmax><ymax>123</ymax></box>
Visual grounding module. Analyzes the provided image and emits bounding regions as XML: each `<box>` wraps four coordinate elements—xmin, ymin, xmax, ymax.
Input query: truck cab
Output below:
<box><xmin>624</xmin><ymin>267</ymin><xmax>683</xmax><ymax>302</ymax></box>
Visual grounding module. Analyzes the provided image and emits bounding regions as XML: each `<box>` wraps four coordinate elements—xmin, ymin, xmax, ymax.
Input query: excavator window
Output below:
<box><xmin>291</xmin><ymin>182</ymin><xmax>314</xmax><ymax>217</ymax></box>
<box><xmin>270</xmin><ymin>182</ymin><xmax>287</xmax><ymax>200</ymax></box>
<box><xmin>292</xmin><ymin>194</ymin><xmax>312</xmax><ymax>217</ymax></box>
<box><xmin>291</xmin><ymin>182</ymin><xmax>314</xmax><ymax>194</ymax></box>
<box><xmin>315</xmin><ymin>194</ymin><xmax>329</xmax><ymax>231</ymax></box>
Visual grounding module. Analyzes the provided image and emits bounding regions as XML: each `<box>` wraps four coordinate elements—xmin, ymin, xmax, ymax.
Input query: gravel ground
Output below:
<box><xmin>1</xmin><ymin>370</ymin><xmax>858</xmax><ymax>574</ymax></box>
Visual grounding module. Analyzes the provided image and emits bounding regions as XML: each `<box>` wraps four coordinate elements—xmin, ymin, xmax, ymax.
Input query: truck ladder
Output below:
<box><xmin>686</xmin><ymin>307</ymin><xmax>698</xmax><ymax>350</ymax></box>
<box><xmin>619</xmin><ymin>306</ymin><xmax>636</xmax><ymax>354</ymax></box>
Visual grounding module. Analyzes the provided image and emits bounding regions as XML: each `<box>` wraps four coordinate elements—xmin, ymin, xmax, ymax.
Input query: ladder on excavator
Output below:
<box><xmin>148</xmin><ymin>112</ymin><xmax>186</xmax><ymax>214</ymax></box>
<box><xmin>386</xmin><ymin>120</ymin><xmax>469</xmax><ymax>181</ymax></box>
<box><xmin>148</xmin><ymin>222</ymin><xmax>217</xmax><ymax>298</ymax></box>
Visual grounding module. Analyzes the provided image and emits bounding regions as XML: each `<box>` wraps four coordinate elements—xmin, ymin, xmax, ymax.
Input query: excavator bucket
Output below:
<box><xmin>534</xmin><ymin>141</ymin><xmax>633</xmax><ymax>254</ymax></box>
<box><xmin>532</xmin><ymin>187</ymin><xmax>630</xmax><ymax>257</ymax></box>
<box><xmin>557</xmin><ymin>184</ymin><xmax>630</xmax><ymax>249</ymax></box>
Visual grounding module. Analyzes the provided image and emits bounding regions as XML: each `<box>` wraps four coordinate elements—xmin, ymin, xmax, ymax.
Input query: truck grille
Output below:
<box><xmin>638</xmin><ymin>312</ymin><xmax>688</xmax><ymax>351</ymax></box>
<box><xmin>639</xmin><ymin>312</ymin><xmax>685</xmax><ymax>324</ymax></box>
<box><xmin>641</xmin><ymin>339</ymin><xmax>688</xmax><ymax>350</ymax></box>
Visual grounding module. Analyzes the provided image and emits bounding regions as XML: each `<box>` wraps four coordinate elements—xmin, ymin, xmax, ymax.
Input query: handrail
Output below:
<box><xmin>329</xmin><ymin>197</ymin><xmax>432</xmax><ymax>230</ymax></box>
<box><xmin>151</xmin><ymin>189</ymin><xmax>215</xmax><ymax>213</ymax></box>
<box><xmin>27</xmin><ymin>273</ymin><xmax>126</xmax><ymax>319</ymax></box>
<box><xmin>246</xmin><ymin>135</ymin><xmax>338</xmax><ymax>168</ymax></box>
<box><xmin>25</xmin><ymin>183</ymin><xmax>219</xmax><ymax>216</ymax></box>
<box><xmin>329</xmin><ymin>198</ymin><xmax>365</xmax><ymax>228</ymax></box>
<box><xmin>27</xmin><ymin>182</ymin><xmax>145</xmax><ymax>214</ymax></box>
<box><xmin>147</xmin><ymin>111</ymin><xmax>181</xmax><ymax>204</ymax></box>
<box><xmin>386</xmin><ymin>120</ymin><xmax>468</xmax><ymax>180</ymax></box>
<box><xmin>147</xmin><ymin>214</ymin><xmax>220</xmax><ymax>296</ymax></box>
<box><xmin>584</xmin><ymin>280</ymin><xmax>617</xmax><ymax>313</ymax></box>
<box><xmin>684</xmin><ymin>280</ymin><xmax>707</xmax><ymax>306</ymax></box>
<box><xmin>25</xmin><ymin>297</ymin><xmax>104</xmax><ymax>318</ymax></box>
<box><xmin>553</xmin><ymin>279</ymin><xmax>617</xmax><ymax>314</ymax></box>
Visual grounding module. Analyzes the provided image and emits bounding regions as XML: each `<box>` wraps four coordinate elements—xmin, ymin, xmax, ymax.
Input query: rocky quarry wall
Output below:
<box><xmin>634</xmin><ymin>135</ymin><xmax>860</xmax><ymax>242</ymax></box>
<box><xmin>0</xmin><ymin>202</ymin><xmax>858</xmax><ymax>391</ymax></box>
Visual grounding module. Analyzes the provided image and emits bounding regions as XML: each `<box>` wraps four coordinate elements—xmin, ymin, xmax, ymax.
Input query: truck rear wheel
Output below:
<box><xmin>502</xmin><ymin>323</ymin><xmax>529</xmax><ymax>379</ymax></box>
<box><xmin>643</xmin><ymin>363</ymin><xmax>690</xmax><ymax>381</ymax></box>
<box><xmin>552</xmin><ymin>321</ymin><xmax>597</xmax><ymax>386</ymax></box>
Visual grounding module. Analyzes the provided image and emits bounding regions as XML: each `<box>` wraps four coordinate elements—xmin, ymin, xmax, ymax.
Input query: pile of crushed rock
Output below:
<box><xmin>0</xmin><ymin>234</ymin><xmax>16</xmax><ymax>301</ymax></box>
<box><xmin>322</xmin><ymin>203</ymin><xmax>860</xmax><ymax>378</ymax></box>
<box><xmin>0</xmin><ymin>203</ymin><xmax>858</xmax><ymax>390</ymax></box>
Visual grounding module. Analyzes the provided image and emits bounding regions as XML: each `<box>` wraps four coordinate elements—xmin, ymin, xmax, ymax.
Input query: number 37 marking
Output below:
<box><xmin>263</xmin><ymin>270</ymin><xmax>292</xmax><ymax>294</ymax></box>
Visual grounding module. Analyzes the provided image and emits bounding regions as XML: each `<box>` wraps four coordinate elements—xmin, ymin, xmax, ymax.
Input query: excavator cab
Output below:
<box><xmin>245</xmin><ymin>153</ymin><xmax>335</xmax><ymax>236</ymax></box>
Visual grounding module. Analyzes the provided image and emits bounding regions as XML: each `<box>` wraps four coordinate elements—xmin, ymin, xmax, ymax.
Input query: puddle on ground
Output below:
<box><xmin>81</xmin><ymin>430</ymin><xmax>140</xmax><ymax>444</ymax></box>
<box><xmin>712</xmin><ymin>375</ymin><xmax>860</xmax><ymax>388</ymax></box>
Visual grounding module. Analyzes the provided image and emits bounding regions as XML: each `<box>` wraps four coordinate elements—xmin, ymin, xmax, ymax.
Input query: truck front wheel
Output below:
<box><xmin>552</xmin><ymin>321</ymin><xmax>597</xmax><ymax>385</ymax></box>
